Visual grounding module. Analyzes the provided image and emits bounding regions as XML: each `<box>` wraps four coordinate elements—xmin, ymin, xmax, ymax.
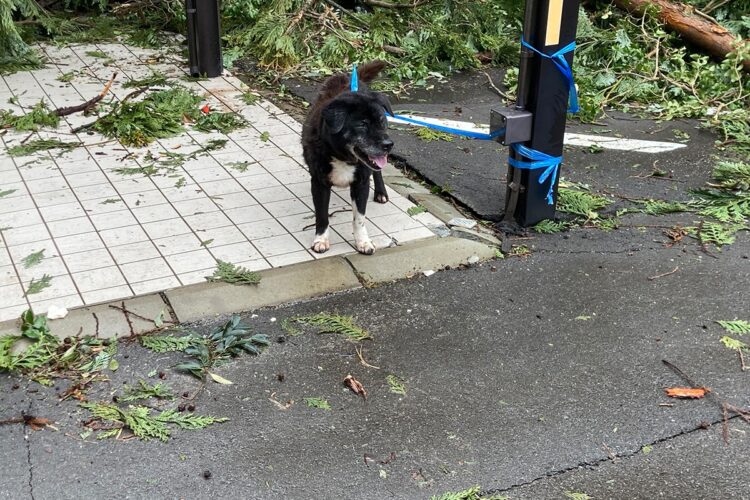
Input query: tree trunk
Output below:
<box><xmin>613</xmin><ymin>0</ymin><xmax>750</xmax><ymax>71</ymax></box>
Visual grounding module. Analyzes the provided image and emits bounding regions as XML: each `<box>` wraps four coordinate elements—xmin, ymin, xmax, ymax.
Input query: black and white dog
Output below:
<box><xmin>301</xmin><ymin>61</ymin><xmax>393</xmax><ymax>255</ymax></box>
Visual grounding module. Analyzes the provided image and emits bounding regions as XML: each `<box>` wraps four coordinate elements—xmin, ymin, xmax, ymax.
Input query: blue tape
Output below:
<box><xmin>507</xmin><ymin>143</ymin><xmax>561</xmax><ymax>205</ymax></box>
<box><xmin>521</xmin><ymin>38</ymin><xmax>578</xmax><ymax>114</ymax></box>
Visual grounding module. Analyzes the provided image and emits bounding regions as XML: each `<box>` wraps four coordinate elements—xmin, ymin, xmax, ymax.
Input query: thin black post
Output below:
<box><xmin>504</xmin><ymin>0</ymin><xmax>580</xmax><ymax>226</ymax></box>
<box><xmin>185</xmin><ymin>0</ymin><xmax>223</xmax><ymax>78</ymax></box>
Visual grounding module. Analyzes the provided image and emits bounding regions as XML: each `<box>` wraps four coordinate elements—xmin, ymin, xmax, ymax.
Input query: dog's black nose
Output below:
<box><xmin>381</xmin><ymin>139</ymin><xmax>394</xmax><ymax>152</ymax></box>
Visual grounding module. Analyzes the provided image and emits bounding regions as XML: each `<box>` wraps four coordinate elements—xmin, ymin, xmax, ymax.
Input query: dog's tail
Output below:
<box><xmin>317</xmin><ymin>60</ymin><xmax>387</xmax><ymax>101</ymax></box>
<box><xmin>356</xmin><ymin>60</ymin><xmax>387</xmax><ymax>84</ymax></box>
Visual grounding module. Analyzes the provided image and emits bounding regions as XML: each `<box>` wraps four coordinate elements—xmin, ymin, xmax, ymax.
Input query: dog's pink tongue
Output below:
<box><xmin>369</xmin><ymin>155</ymin><xmax>388</xmax><ymax>169</ymax></box>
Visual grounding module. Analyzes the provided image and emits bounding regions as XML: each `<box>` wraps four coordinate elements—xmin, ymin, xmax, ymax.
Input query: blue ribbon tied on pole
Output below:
<box><xmin>520</xmin><ymin>38</ymin><xmax>578</xmax><ymax>114</ymax></box>
<box><xmin>507</xmin><ymin>144</ymin><xmax>562</xmax><ymax>205</ymax></box>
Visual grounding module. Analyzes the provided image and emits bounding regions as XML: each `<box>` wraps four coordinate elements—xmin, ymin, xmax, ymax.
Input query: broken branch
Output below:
<box><xmin>613</xmin><ymin>0</ymin><xmax>750</xmax><ymax>71</ymax></box>
<box><xmin>55</xmin><ymin>72</ymin><xmax>117</xmax><ymax>117</ymax></box>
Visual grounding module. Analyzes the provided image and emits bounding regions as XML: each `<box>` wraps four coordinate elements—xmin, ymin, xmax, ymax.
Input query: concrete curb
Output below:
<box><xmin>165</xmin><ymin>257</ymin><xmax>361</xmax><ymax>323</ymax></box>
<box><xmin>0</xmin><ymin>236</ymin><xmax>498</xmax><ymax>340</ymax></box>
<box><xmin>345</xmin><ymin>236</ymin><xmax>497</xmax><ymax>286</ymax></box>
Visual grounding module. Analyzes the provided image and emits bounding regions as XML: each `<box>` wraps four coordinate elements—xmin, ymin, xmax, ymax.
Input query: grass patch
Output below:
<box><xmin>57</xmin><ymin>71</ymin><xmax>75</xmax><ymax>82</ymax></box>
<box><xmin>690</xmin><ymin>222</ymin><xmax>746</xmax><ymax>248</ymax></box>
<box><xmin>241</xmin><ymin>92</ymin><xmax>260</xmax><ymax>105</ymax></box>
<box><xmin>386</xmin><ymin>374</ymin><xmax>406</xmax><ymax>395</ymax></box>
<box><xmin>407</xmin><ymin>205</ymin><xmax>427</xmax><ymax>216</ymax></box>
<box><xmin>0</xmin><ymin>310</ymin><xmax>117</xmax><ymax>386</ymax></box>
<box><xmin>84</xmin><ymin>50</ymin><xmax>108</xmax><ymax>58</ymax></box>
<box><xmin>0</xmin><ymin>100</ymin><xmax>60</xmax><ymax>131</ymax></box>
<box><xmin>207</xmin><ymin>260</ymin><xmax>261</xmax><ymax>285</ymax></box>
<box><xmin>415</xmin><ymin>127</ymin><xmax>454</xmax><ymax>142</ymax></box>
<box><xmin>304</xmin><ymin>397</ymin><xmax>331</xmax><ymax>410</ymax></box>
<box><xmin>716</xmin><ymin>320</ymin><xmax>750</xmax><ymax>335</ymax></box>
<box><xmin>80</xmin><ymin>402</ymin><xmax>227</xmax><ymax>442</ymax></box>
<box><xmin>122</xmin><ymin>71</ymin><xmax>170</xmax><ymax>89</ymax></box>
<box><xmin>92</xmin><ymin>87</ymin><xmax>201</xmax><ymax>147</ymax></box>
<box><xmin>21</xmin><ymin>249</ymin><xmax>44</xmax><ymax>268</ymax></box>
<box><xmin>194</xmin><ymin>111</ymin><xmax>247</xmax><ymax>134</ymax></box>
<box><xmin>289</xmin><ymin>313</ymin><xmax>371</xmax><ymax>342</ymax></box>
<box><xmin>140</xmin><ymin>333</ymin><xmax>200</xmax><ymax>352</ymax></box>
<box><xmin>120</xmin><ymin>380</ymin><xmax>175</xmax><ymax>402</ymax></box>
<box><xmin>7</xmin><ymin>139</ymin><xmax>81</xmax><ymax>157</ymax></box>
<box><xmin>557</xmin><ymin>188</ymin><xmax>611</xmax><ymax>220</ymax></box>
<box><xmin>533</xmin><ymin>219</ymin><xmax>568</xmax><ymax>233</ymax></box>
<box><xmin>431</xmin><ymin>486</ymin><xmax>508</xmax><ymax>500</ymax></box>
<box><xmin>24</xmin><ymin>274</ymin><xmax>52</xmax><ymax>296</ymax></box>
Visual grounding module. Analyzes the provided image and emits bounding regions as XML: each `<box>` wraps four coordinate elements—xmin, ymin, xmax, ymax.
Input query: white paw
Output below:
<box><xmin>312</xmin><ymin>234</ymin><xmax>330</xmax><ymax>253</ymax></box>
<box><xmin>355</xmin><ymin>239</ymin><xmax>375</xmax><ymax>255</ymax></box>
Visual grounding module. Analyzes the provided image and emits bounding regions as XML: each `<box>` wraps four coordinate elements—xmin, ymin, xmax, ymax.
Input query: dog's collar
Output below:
<box><xmin>350</xmin><ymin>64</ymin><xmax>358</xmax><ymax>92</ymax></box>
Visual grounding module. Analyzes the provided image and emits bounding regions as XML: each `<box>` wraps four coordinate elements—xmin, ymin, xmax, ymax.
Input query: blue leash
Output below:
<box><xmin>350</xmin><ymin>43</ymin><xmax>578</xmax><ymax>205</ymax></box>
<box><xmin>351</xmin><ymin>65</ymin><xmax>503</xmax><ymax>140</ymax></box>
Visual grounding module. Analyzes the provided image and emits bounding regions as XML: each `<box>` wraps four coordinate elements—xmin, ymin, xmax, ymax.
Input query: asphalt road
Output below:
<box><xmin>2</xmin><ymin>227</ymin><xmax>749</xmax><ymax>499</ymax></box>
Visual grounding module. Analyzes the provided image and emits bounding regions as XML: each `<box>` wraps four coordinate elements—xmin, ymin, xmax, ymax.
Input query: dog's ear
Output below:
<box><xmin>322</xmin><ymin>101</ymin><xmax>348</xmax><ymax>134</ymax></box>
<box><xmin>374</xmin><ymin>93</ymin><xmax>394</xmax><ymax>117</ymax></box>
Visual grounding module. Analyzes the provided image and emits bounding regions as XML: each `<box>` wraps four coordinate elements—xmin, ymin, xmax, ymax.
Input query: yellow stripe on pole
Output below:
<box><xmin>545</xmin><ymin>0</ymin><xmax>564</xmax><ymax>46</ymax></box>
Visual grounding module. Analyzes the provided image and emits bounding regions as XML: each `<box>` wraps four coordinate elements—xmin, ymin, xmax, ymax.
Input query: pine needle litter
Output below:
<box><xmin>287</xmin><ymin>313</ymin><xmax>371</xmax><ymax>341</ymax></box>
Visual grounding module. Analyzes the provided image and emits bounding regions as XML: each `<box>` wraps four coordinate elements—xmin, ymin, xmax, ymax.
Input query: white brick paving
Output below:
<box><xmin>0</xmin><ymin>42</ymin><xmax>446</xmax><ymax>321</ymax></box>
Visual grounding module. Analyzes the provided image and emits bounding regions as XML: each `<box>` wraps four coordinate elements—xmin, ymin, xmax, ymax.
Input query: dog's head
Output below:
<box><xmin>321</xmin><ymin>91</ymin><xmax>394</xmax><ymax>171</ymax></box>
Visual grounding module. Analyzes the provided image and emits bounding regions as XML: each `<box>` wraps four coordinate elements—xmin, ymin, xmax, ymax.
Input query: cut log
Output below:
<box><xmin>613</xmin><ymin>0</ymin><xmax>749</xmax><ymax>71</ymax></box>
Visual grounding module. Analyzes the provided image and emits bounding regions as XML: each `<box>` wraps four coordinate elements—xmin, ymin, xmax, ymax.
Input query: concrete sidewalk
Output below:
<box><xmin>0</xmin><ymin>42</ymin><xmax>446</xmax><ymax>323</ymax></box>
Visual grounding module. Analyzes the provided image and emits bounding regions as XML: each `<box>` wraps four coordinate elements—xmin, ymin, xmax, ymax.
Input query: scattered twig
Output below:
<box><xmin>269</xmin><ymin>392</ymin><xmax>294</xmax><ymax>410</ymax></box>
<box><xmin>55</xmin><ymin>72</ymin><xmax>117</xmax><ymax>117</ymax></box>
<box><xmin>662</xmin><ymin>359</ymin><xmax>750</xmax><ymax>444</ymax></box>
<box><xmin>0</xmin><ymin>415</ymin><xmax>52</xmax><ymax>430</ymax></box>
<box><xmin>356</xmin><ymin>346</ymin><xmax>380</xmax><ymax>369</ymax></box>
<box><xmin>92</xmin><ymin>312</ymin><xmax>100</xmax><ymax>338</ymax></box>
<box><xmin>302</xmin><ymin>208</ymin><xmax>351</xmax><ymax>230</ymax></box>
<box><xmin>108</xmin><ymin>303</ymin><xmax>175</xmax><ymax>326</ymax></box>
<box><xmin>20</xmin><ymin>132</ymin><xmax>34</xmax><ymax>145</ymax></box>
<box><xmin>648</xmin><ymin>266</ymin><xmax>679</xmax><ymax>281</ymax></box>
<box><xmin>740</xmin><ymin>348</ymin><xmax>747</xmax><ymax>372</ymax></box>
<box><xmin>481</xmin><ymin>70</ymin><xmax>512</xmax><ymax>100</ymax></box>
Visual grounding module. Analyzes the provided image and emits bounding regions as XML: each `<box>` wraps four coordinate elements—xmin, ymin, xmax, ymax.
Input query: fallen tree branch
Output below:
<box><xmin>55</xmin><ymin>72</ymin><xmax>117</xmax><ymax>117</ymax></box>
<box><xmin>613</xmin><ymin>0</ymin><xmax>749</xmax><ymax>71</ymax></box>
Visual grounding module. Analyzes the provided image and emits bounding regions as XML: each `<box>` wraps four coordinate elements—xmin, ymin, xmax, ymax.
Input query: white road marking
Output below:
<box><xmin>388</xmin><ymin>114</ymin><xmax>687</xmax><ymax>154</ymax></box>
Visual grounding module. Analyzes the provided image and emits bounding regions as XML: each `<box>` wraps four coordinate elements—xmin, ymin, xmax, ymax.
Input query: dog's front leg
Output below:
<box><xmin>373</xmin><ymin>170</ymin><xmax>388</xmax><ymax>204</ymax></box>
<box><xmin>311</xmin><ymin>177</ymin><xmax>332</xmax><ymax>253</ymax></box>
<box><xmin>351</xmin><ymin>180</ymin><xmax>375</xmax><ymax>255</ymax></box>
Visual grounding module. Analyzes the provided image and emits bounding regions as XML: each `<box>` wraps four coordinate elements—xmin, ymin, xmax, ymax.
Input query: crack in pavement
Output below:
<box><xmin>481</xmin><ymin>414</ymin><xmax>741</xmax><ymax>496</ymax></box>
<box><xmin>25</xmin><ymin>400</ymin><xmax>35</xmax><ymax>500</ymax></box>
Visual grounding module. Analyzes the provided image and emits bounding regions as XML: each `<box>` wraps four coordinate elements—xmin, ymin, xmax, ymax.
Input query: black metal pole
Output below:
<box><xmin>186</xmin><ymin>0</ymin><xmax>223</xmax><ymax>78</ymax></box>
<box><xmin>504</xmin><ymin>0</ymin><xmax>580</xmax><ymax>226</ymax></box>
<box><xmin>503</xmin><ymin>0</ymin><xmax>537</xmax><ymax>224</ymax></box>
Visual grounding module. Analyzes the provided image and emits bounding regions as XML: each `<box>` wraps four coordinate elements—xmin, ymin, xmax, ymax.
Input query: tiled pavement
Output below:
<box><xmin>0</xmin><ymin>42</ymin><xmax>445</xmax><ymax>322</ymax></box>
